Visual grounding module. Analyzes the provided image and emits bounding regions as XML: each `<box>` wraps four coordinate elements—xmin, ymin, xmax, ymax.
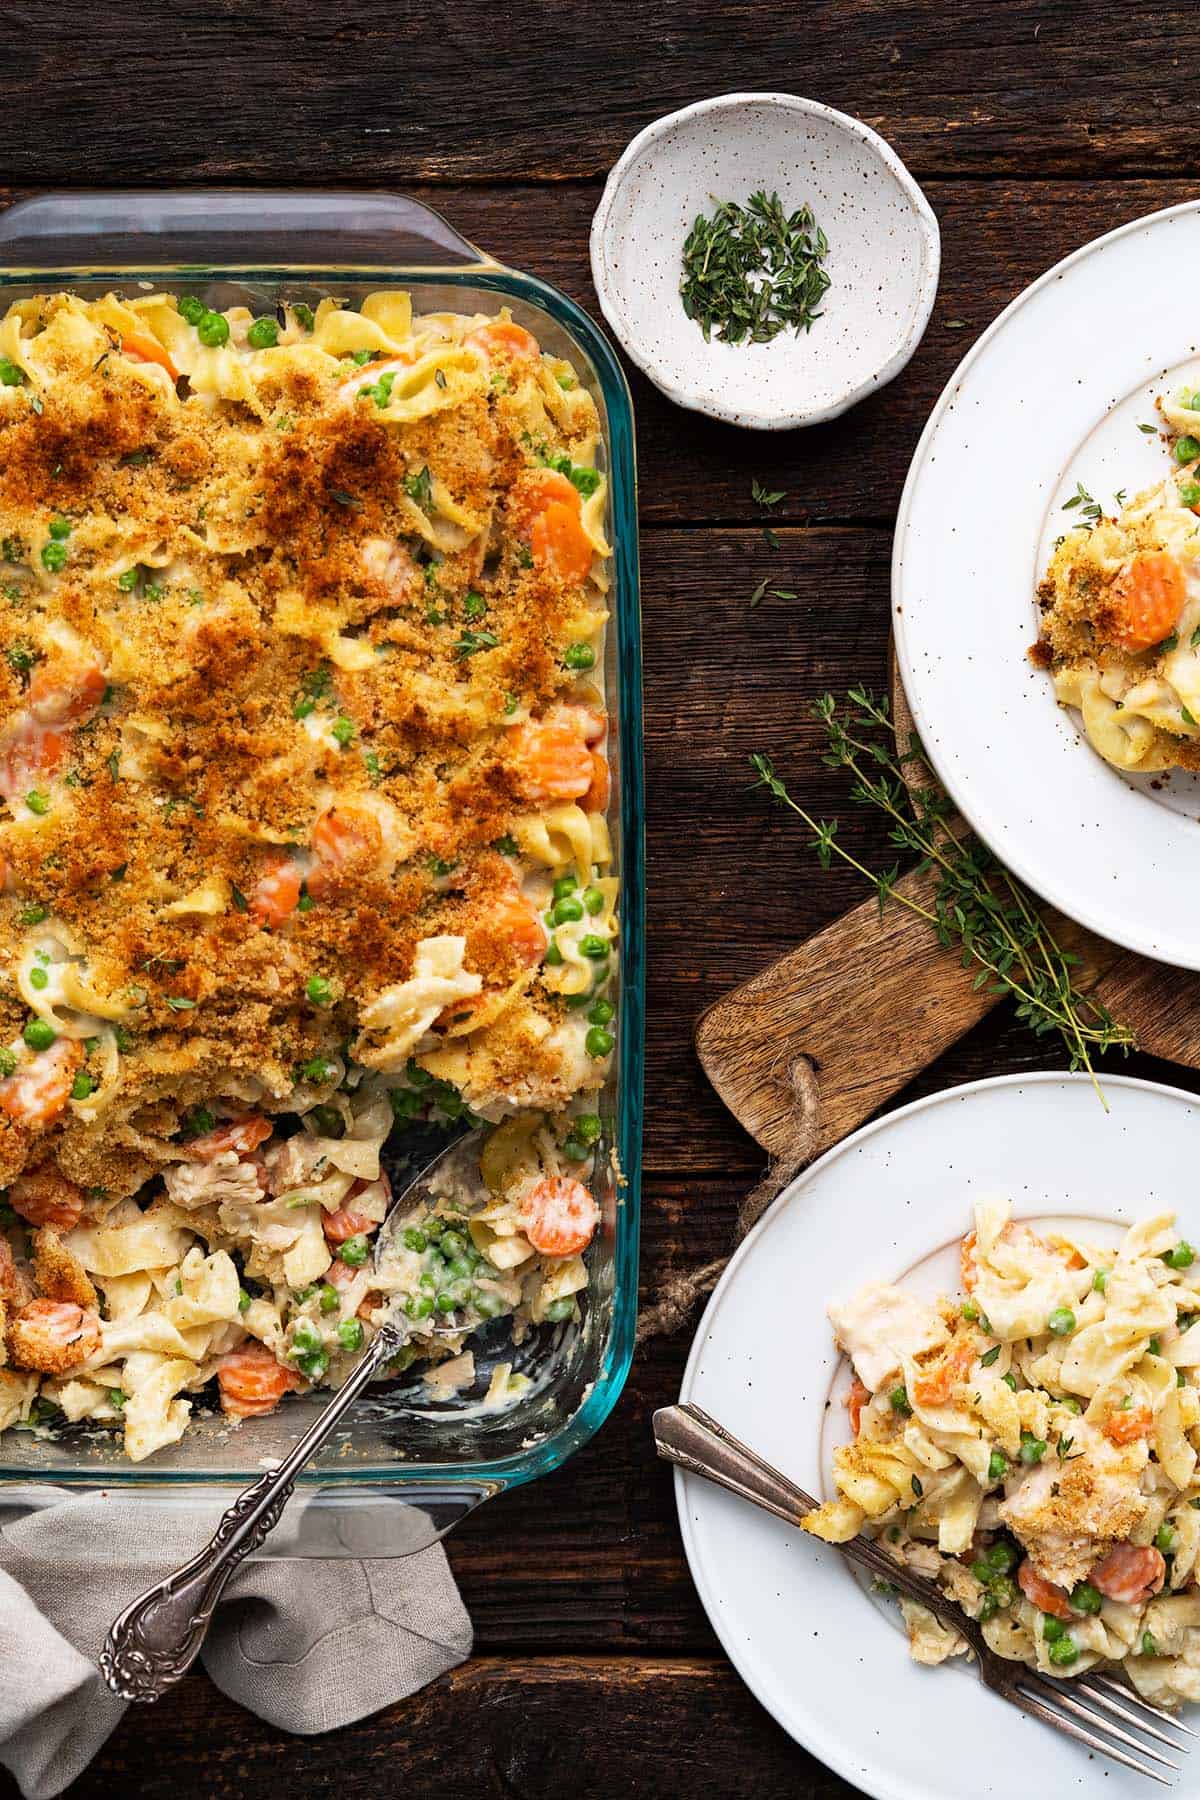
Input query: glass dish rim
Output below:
<box><xmin>0</xmin><ymin>251</ymin><xmax>644</xmax><ymax>1496</ymax></box>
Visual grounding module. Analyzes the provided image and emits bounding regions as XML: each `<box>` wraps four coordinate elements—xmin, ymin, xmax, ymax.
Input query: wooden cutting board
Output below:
<box><xmin>695</xmin><ymin>658</ymin><xmax>1200</xmax><ymax>1164</ymax></box>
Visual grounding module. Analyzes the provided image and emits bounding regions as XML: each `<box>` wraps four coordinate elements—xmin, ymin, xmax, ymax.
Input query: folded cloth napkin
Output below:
<box><xmin>0</xmin><ymin>1493</ymin><xmax>473</xmax><ymax>1800</ymax></box>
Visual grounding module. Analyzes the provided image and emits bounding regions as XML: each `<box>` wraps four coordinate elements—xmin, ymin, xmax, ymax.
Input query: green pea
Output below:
<box><xmin>971</xmin><ymin>1558</ymin><xmax>994</xmax><ymax>1586</ymax></box>
<box><xmin>434</xmin><ymin>1291</ymin><xmax>458</xmax><ymax>1314</ymax></box>
<box><xmin>1179</xmin><ymin>480</ymin><xmax>1200</xmax><ymax>508</ymax></box>
<box><xmin>0</xmin><ymin>355</ymin><xmax>24</xmax><ymax>385</ymax></box>
<box><xmin>585</xmin><ymin>1026</ymin><xmax>614</xmax><ymax>1058</ymax></box>
<box><xmin>306</xmin><ymin>974</ymin><xmax>332</xmax><ymax>1005</ymax></box>
<box><xmin>473</xmin><ymin>1288</ymin><xmax>505</xmax><ymax>1319</ymax></box>
<box><xmin>1041</xmin><ymin>1616</ymin><xmax>1066</xmax><ymax>1643</ymax></box>
<box><xmin>439</xmin><ymin>1230</ymin><xmax>466</xmax><ymax>1259</ymax></box>
<box><xmin>573</xmin><ymin>1114</ymin><xmax>602</xmax><ymax>1144</ymax></box>
<box><xmin>405</xmin><ymin>1292</ymin><xmax>435</xmax><ymax>1320</ymax></box>
<box><xmin>338</xmin><ymin>1235</ymin><xmax>369</xmax><ymax>1267</ymax></box>
<box><xmin>1176</xmin><ymin>435</ymin><xmax>1200</xmax><ymax>465</ymax></box>
<box><xmin>1019</xmin><ymin>1430</ymin><xmax>1047</xmax><ymax>1466</ymax></box>
<box><xmin>1057</xmin><ymin>1394</ymin><xmax>1081</xmax><ymax>1413</ymax></box>
<box><xmin>579</xmin><ymin>934</ymin><xmax>609</xmax><ymax>959</ymax></box>
<box><xmin>1047</xmin><ymin>1307</ymin><xmax>1076</xmax><ymax>1336</ymax></box>
<box><xmin>402</xmin><ymin>1226</ymin><xmax>427</xmax><ymax>1253</ymax></box>
<box><xmin>978</xmin><ymin>1594</ymin><xmax>999</xmax><ymax>1623</ymax></box>
<box><xmin>298</xmin><ymin>1347</ymin><xmax>330</xmax><ymax>1381</ymax></box>
<box><xmin>23</xmin><ymin>1019</ymin><xmax>55</xmax><ymax>1051</ymax></box>
<box><xmin>889</xmin><ymin>1385</ymin><xmax>912</xmax><ymax>1417</ymax></box>
<box><xmin>247</xmin><ymin>316</ymin><xmax>279</xmax><ymax>349</ymax></box>
<box><xmin>318</xmin><ymin>1284</ymin><xmax>339</xmax><ymax>1314</ymax></box>
<box><xmin>25</xmin><ymin>789</ymin><xmax>49</xmax><ymax>815</ymax></box>
<box><xmin>1093</xmin><ymin>1267</ymin><xmax>1109</xmax><ymax>1293</ymax></box>
<box><xmin>40</xmin><ymin>541</ymin><xmax>66</xmax><ymax>572</ymax></box>
<box><xmin>563</xmin><ymin>642</ymin><xmax>595</xmax><ymax>671</ymax></box>
<box><xmin>552</xmin><ymin>874</ymin><xmax>578</xmax><ymax>901</ymax></box>
<box><xmin>544</xmin><ymin>938</ymin><xmax>564</xmax><ymax>967</ymax></box>
<box><xmin>197</xmin><ymin>309</ymin><xmax>231</xmax><ymax>347</ymax></box>
<box><xmin>989</xmin><ymin>1576</ymin><xmax>1016</xmax><ymax>1609</ymax></box>
<box><xmin>1164</xmin><ymin>1242</ymin><xmax>1195</xmax><ymax>1270</ymax></box>
<box><xmin>463</xmin><ymin>592</ymin><xmax>487</xmax><ymax>619</ymax></box>
<box><xmin>332</xmin><ymin>715</ymin><xmax>355</xmax><ymax>746</ymax></box>
<box><xmin>544</xmin><ymin>1296</ymin><xmax>575</xmax><ymax>1322</ymax></box>
<box><xmin>70</xmin><ymin>1071</ymin><xmax>95</xmax><ymax>1100</ymax></box>
<box><xmin>588</xmin><ymin>999</ymin><xmax>615</xmax><ymax>1026</ymax></box>
<box><xmin>293</xmin><ymin>1319</ymin><xmax>322</xmax><ymax>1354</ymax></box>
<box><xmin>418</xmin><ymin>1271</ymin><xmax>439</xmax><ymax>1293</ymax></box>
<box><xmin>48</xmin><ymin>517</ymin><xmax>71</xmax><ymax>541</ymax></box>
<box><xmin>1142</xmin><ymin>1631</ymin><xmax>1158</xmax><ymax>1657</ymax></box>
<box><xmin>1156</xmin><ymin>1522</ymin><xmax>1176</xmax><ymax>1553</ymax></box>
<box><xmin>108</xmin><ymin>1388</ymin><xmax>126</xmax><ymax>1410</ymax></box>
<box><xmin>177</xmin><ymin>295</ymin><xmax>206</xmax><ymax>324</ymax></box>
<box><xmin>238</xmin><ymin>1287</ymin><xmax>253</xmax><ymax>1314</ymax></box>
<box><xmin>446</xmin><ymin>1255</ymin><xmax>473</xmax><ymax>1280</ymax></box>
<box><xmin>1048</xmin><ymin>1636</ymin><xmax>1079</xmax><ymax>1667</ymax></box>
<box><xmin>562</xmin><ymin>1136</ymin><xmax>588</xmax><ymax>1161</ymax></box>
<box><xmin>987</xmin><ymin>1539</ymin><xmax>1018</xmax><ymax>1573</ymax></box>
<box><xmin>337</xmin><ymin>1318</ymin><xmax>365</xmax><ymax>1351</ymax></box>
<box><xmin>1070</xmin><ymin>1581</ymin><xmax>1102</xmax><ymax>1615</ymax></box>
<box><xmin>553</xmin><ymin>895</ymin><xmax>584</xmax><ymax>924</ymax></box>
<box><xmin>422</xmin><ymin>1215</ymin><xmax>444</xmax><ymax>1240</ymax></box>
<box><xmin>988</xmin><ymin>1450</ymin><xmax>1008</xmax><ymax>1482</ymax></box>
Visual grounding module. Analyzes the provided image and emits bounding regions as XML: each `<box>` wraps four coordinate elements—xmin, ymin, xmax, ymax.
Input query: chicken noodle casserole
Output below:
<box><xmin>804</xmin><ymin>1201</ymin><xmax>1200</xmax><ymax>1708</ymax></box>
<box><xmin>1035</xmin><ymin>388</ymin><xmax>1200</xmax><ymax>772</ymax></box>
<box><xmin>0</xmin><ymin>289</ymin><xmax>616</xmax><ymax>1458</ymax></box>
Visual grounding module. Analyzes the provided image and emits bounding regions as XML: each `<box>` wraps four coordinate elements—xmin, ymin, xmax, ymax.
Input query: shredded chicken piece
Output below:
<box><xmin>163</xmin><ymin>1153</ymin><xmax>264</xmax><ymax>1210</ymax></box>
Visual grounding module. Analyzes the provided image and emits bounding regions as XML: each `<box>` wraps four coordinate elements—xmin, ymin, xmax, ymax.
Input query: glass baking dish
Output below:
<box><xmin>0</xmin><ymin>191</ymin><xmax>643</xmax><ymax>1557</ymax></box>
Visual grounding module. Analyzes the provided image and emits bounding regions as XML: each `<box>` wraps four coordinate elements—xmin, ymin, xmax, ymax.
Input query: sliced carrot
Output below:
<box><xmin>518</xmin><ymin>1175</ymin><xmax>599</xmax><ymax>1258</ymax></box>
<box><xmin>307</xmin><ymin>801</ymin><xmax>380</xmax><ymax>897</ymax></box>
<box><xmin>466</xmin><ymin>321</ymin><xmax>540</xmax><ymax>364</ymax></box>
<box><xmin>27</xmin><ymin>653</ymin><xmax>106</xmax><ymax>727</ymax></box>
<box><xmin>495</xmin><ymin>879</ymin><xmax>548</xmax><ymax>967</ymax></box>
<box><xmin>0</xmin><ymin>722</ymin><xmax>68</xmax><ymax>805</ymax></box>
<box><xmin>322</xmin><ymin>1203</ymin><xmax>375</xmax><ymax>1245</ymax></box>
<box><xmin>846</xmin><ymin>1375</ymin><xmax>870</xmax><ymax>1436</ymax></box>
<box><xmin>187</xmin><ymin>1114</ymin><xmax>273</xmax><ymax>1162</ymax></box>
<box><xmin>121</xmin><ymin>332</ymin><xmax>179</xmax><ymax>381</ymax></box>
<box><xmin>911</xmin><ymin>1335</ymin><xmax>977</xmax><ymax>1408</ymax></box>
<box><xmin>1091</xmin><ymin>1543</ymin><xmax>1166</xmax><ymax>1605</ymax></box>
<box><xmin>218</xmin><ymin>1343</ymin><xmax>303</xmax><ymax>1418</ymax></box>
<box><xmin>249</xmin><ymin>857</ymin><xmax>302</xmax><ymax>928</ymax></box>
<box><xmin>1017</xmin><ymin>1560</ymin><xmax>1073</xmax><ymax>1621</ymax></box>
<box><xmin>508</xmin><ymin>715</ymin><xmax>594</xmax><ymax>804</ymax></box>
<box><xmin>0</xmin><ymin>1040</ymin><xmax>82</xmax><ymax>1128</ymax></box>
<box><xmin>8</xmin><ymin>1167</ymin><xmax>86</xmax><ymax>1231</ymax></box>
<box><xmin>1103</xmin><ymin>1403</ymin><xmax>1155</xmax><ymax>1445</ymax></box>
<box><xmin>1110</xmin><ymin>552</ymin><xmax>1186</xmax><ymax>653</ymax></box>
<box><xmin>513</xmin><ymin>469</ymin><xmax>593</xmax><ymax>585</ymax></box>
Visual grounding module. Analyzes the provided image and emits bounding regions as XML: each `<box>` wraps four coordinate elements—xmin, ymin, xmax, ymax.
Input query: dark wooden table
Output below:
<box><xmin>7</xmin><ymin>5</ymin><xmax>1200</xmax><ymax>1794</ymax></box>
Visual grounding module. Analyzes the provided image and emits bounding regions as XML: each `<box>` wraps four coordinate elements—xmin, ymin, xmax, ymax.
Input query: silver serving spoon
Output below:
<box><xmin>99</xmin><ymin>1124</ymin><xmax>486</xmax><ymax>1703</ymax></box>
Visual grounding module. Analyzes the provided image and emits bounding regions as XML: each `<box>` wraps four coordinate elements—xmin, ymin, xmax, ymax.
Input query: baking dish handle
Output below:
<box><xmin>0</xmin><ymin>190</ymin><xmax>496</xmax><ymax>272</ymax></box>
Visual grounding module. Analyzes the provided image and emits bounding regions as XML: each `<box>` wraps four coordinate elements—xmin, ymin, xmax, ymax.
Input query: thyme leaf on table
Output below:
<box><xmin>749</xmin><ymin>688</ymin><xmax>1134</xmax><ymax>1099</ymax></box>
<box><xmin>680</xmin><ymin>191</ymin><xmax>830</xmax><ymax>346</ymax></box>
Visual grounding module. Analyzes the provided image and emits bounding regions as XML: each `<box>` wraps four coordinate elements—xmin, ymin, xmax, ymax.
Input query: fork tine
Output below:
<box><xmin>1011</xmin><ymin>1687</ymin><xmax>1174</xmax><ymax>1786</ymax></box>
<box><xmin>1080</xmin><ymin>1672</ymin><xmax>1198</xmax><ymax>1740</ymax></box>
<box><xmin>1061</xmin><ymin>1675</ymin><xmax>1192</xmax><ymax>1752</ymax></box>
<box><xmin>1019</xmin><ymin>1681</ymin><xmax>1180</xmax><ymax>1772</ymax></box>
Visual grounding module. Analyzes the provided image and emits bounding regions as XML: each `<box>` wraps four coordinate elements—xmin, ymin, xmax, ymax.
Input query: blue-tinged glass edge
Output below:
<box><xmin>0</xmin><ymin>260</ymin><xmax>644</xmax><ymax>1499</ymax></box>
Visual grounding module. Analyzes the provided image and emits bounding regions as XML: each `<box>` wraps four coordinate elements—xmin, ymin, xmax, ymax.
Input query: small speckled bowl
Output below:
<box><xmin>590</xmin><ymin>92</ymin><xmax>940</xmax><ymax>431</ymax></box>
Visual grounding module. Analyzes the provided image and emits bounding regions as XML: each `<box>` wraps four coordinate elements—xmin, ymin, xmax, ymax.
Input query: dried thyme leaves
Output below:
<box><xmin>680</xmin><ymin>191</ymin><xmax>831</xmax><ymax>346</ymax></box>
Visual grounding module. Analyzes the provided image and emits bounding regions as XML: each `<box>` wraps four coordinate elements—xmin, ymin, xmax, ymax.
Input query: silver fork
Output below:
<box><xmin>655</xmin><ymin>1402</ymin><xmax>1195</xmax><ymax>1786</ymax></box>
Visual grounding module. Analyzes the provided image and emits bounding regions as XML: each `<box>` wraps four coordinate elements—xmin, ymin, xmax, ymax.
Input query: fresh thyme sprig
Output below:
<box><xmin>750</xmin><ymin>688</ymin><xmax>1134</xmax><ymax>1099</ymax></box>
<box><xmin>680</xmin><ymin>191</ymin><xmax>830</xmax><ymax>346</ymax></box>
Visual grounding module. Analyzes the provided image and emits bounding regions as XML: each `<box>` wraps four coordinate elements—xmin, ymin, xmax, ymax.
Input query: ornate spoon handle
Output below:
<box><xmin>100</xmin><ymin>1323</ymin><xmax>403</xmax><ymax>1702</ymax></box>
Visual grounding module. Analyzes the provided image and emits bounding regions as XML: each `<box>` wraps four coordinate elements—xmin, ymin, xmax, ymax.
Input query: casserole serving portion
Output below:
<box><xmin>0</xmin><ymin>192</ymin><xmax>642</xmax><ymax>1546</ymax></box>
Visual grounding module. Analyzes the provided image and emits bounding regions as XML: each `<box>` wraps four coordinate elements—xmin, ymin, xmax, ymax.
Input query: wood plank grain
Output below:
<box><xmin>6</xmin><ymin>5</ymin><xmax>1200</xmax><ymax>184</ymax></box>
<box><xmin>18</xmin><ymin>1658</ymin><xmax>854</xmax><ymax>1800</ymax></box>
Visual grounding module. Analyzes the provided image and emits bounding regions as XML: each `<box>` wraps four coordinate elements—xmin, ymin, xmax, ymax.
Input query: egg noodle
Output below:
<box><xmin>0</xmin><ymin>289</ymin><xmax>616</xmax><ymax>1459</ymax></box>
<box><xmin>1036</xmin><ymin>388</ymin><xmax>1200</xmax><ymax>772</ymax></box>
<box><xmin>805</xmin><ymin>1201</ymin><xmax>1200</xmax><ymax>1707</ymax></box>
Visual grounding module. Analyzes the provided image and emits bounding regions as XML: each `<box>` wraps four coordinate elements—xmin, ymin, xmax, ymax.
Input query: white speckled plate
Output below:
<box><xmin>589</xmin><ymin>93</ymin><xmax>939</xmax><ymax>430</ymax></box>
<box><xmin>894</xmin><ymin>200</ymin><xmax>1200</xmax><ymax>970</ymax></box>
<box><xmin>676</xmin><ymin>1072</ymin><xmax>1200</xmax><ymax>1800</ymax></box>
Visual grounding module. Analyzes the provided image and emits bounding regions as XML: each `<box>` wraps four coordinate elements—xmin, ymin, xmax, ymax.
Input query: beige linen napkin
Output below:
<box><xmin>0</xmin><ymin>1493</ymin><xmax>473</xmax><ymax>1799</ymax></box>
